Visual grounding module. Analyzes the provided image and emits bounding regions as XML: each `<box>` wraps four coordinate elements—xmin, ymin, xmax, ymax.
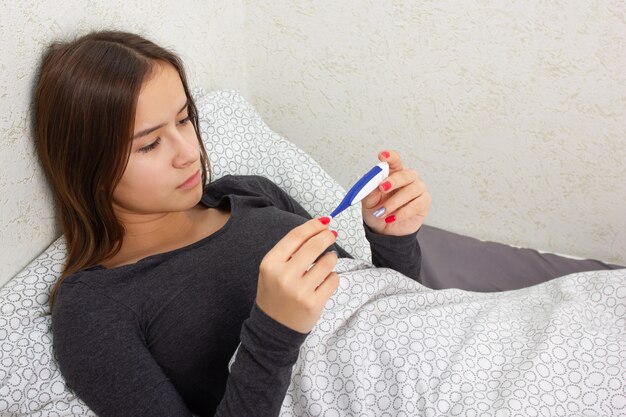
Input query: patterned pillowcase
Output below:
<box><xmin>0</xmin><ymin>237</ymin><xmax>88</xmax><ymax>416</ymax></box>
<box><xmin>0</xmin><ymin>88</ymin><xmax>370</xmax><ymax>415</ymax></box>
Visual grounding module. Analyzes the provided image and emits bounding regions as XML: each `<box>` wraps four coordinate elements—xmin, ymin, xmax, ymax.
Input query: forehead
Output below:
<box><xmin>134</xmin><ymin>63</ymin><xmax>186</xmax><ymax>125</ymax></box>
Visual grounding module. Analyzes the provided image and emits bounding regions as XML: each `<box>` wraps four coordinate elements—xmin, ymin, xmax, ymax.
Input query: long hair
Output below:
<box><xmin>33</xmin><ymin>30</ymin><xmax>211</xmax><ymax>309</ymax></box>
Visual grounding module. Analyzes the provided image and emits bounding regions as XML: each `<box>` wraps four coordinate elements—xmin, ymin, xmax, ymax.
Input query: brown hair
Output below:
<box><xmin>33</xmin><ymin>30</ymin><xmax>211</xmax><ymax>309</ymax></box>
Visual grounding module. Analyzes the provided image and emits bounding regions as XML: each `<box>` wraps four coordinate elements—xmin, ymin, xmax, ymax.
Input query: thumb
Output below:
<box><xmin>361</xmin><ymin>187</ymin><xmax>383</xmax><ymax>210</ymax></box>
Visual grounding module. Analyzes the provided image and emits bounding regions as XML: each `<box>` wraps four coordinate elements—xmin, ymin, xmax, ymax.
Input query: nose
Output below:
<box><xmin>172</xmin><ymin>130</ymin><xmax>199</xmax><ymax>169</ymax></box>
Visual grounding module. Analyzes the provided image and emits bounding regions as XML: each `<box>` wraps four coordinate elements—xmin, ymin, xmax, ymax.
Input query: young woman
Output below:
<box><xmin>34</xmin><ymin>30</ymin><xmax>431</xmax><ymax>417</ymax></box>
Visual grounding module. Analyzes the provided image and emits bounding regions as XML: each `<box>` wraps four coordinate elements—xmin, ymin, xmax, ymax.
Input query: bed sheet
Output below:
<box><xmin>417</xmin><ymin>225</ymin><xmax>624</xmax><ymax>292</ymax></box>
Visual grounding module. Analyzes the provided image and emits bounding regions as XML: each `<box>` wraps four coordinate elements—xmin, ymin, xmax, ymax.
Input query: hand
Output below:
<box><xmin>256</xmin><ymin>217</ymin><xmax>340</xmax><ymax>334</ymax></box>
<box><xmin>361</xmin><ymin>150</ymin><xmax>432</xmax><ymax>236</ymax></box>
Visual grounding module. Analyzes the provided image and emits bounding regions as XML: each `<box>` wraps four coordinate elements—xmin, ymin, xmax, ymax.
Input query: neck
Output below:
<box><xmin>103</xmin><ymin>206</ymin><xmax>201</xmax><ymax>268</ymax></box>
<box><xmin>123</xmin><ymin>210</ymin><xmax>193</xmax><ymax>238</ymax></box>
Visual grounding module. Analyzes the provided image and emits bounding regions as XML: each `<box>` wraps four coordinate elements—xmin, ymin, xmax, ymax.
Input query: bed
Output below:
<box><xmin>0</xmin><ymin>89</ymin><xmax>623</xmax><ymax>416</ymax></box>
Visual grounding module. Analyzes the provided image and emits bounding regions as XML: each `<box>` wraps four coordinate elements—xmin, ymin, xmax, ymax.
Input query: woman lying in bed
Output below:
<box><xmin>34</xmin><ymin>30</ymin><xmax>431</xmax><ymax>417</ymax></box>
<box><xmin>35</xmin><ymin>30</ymin><xmax>625</xmax><ymax>417</ymax></box>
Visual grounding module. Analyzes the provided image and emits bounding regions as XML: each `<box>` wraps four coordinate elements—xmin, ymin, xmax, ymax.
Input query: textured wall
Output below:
<box><xmin>243</xmin><ymin>1</ymin><xmax>626</xmax><ymax>265</ymax></box>
<box><xmin>0</xmin><ymin>0</ymin><xmax>248</xmax><ymax>287</ymax></box>
<box><xmin>1</xmin><ymin>1</ymin><xmax>625</xmax><ymax>288</ymax></box>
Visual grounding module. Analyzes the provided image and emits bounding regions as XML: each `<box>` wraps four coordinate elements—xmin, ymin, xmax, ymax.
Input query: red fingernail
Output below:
<box><xmin>331</xmin><ymin>230</ymin><xmax>338</xmax><ymax>238</ymax></box>
<box><xmin>381</xmin><ymin>181</ymin><xmax>391</xmax><ymax>191</ymax></box>
<box><xmin>381</xmin><ymin>151</ymin><xmax>390</xmax><ymax>159</ymax></box>
<box><xmin>384</xmin><ymin>215</ymin><xmax>396</xmax><ymax>224</ymax></box>
<box><xmin>319</xmin><ymin>217</ymin><xmax>331</xmax><ymax>225</ymax></box>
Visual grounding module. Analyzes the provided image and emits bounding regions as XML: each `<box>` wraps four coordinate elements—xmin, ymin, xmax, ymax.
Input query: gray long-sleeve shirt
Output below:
<box><xmin>51</xmin><ymin>174</ymin><xmax>421</xmax><ymax>417</ymax></box>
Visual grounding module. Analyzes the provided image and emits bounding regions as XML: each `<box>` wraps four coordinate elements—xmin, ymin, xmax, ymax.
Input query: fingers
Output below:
<box><xmin>362</xmin><ymin>150</ymin><xmax>407</xmax><ymax>209</ymax></box>
<box><xmin>265</xmin><ymin>216</ymin><xmax>339</xmax><ymax>285</ymax></box>
<box><xmin>364</xmin><ymin>168</ymin><xmax>420</xmax><ymax>213</ymax></box>
<box><xmin>386</xmin><ymin>192</ymin><xmax>431</xmax><ymax>223</ymax></box>
<box><xmin>270</xmin><ymin>217</ymin><xmax>333</xmax><ymax>263</ymax></box>
<box><xmin>379</xmin><ymin>168</ymin><xmax>419</xmax><ymax>195</ymax></box>
<box><xmin>313</xmin><ymin>271</ymin><xmax>340</xmax><ymax>301</ymax></box>
<box><xmin>256</xmin><ymin>218</ymin><xmax>340</xmax><ymax>334</ymax></box>
<box><xmin>289</xmin><ymin>229</ymin><xmax>338</xmax><ymax>276</ymax></box>
<box><xmin>379</xmin><ymin>149</ymin><xmax>404</xmax><ymax>173</ymax></box>
<box><xmin>303</xmin><ymin>251</ymin><xmax>339</xmax><ymax>291</ymax></box>
<box><xmin>372</xmin><ymin>150</ymin><xmax>432</xmax><ymax>222</ymax></box>
<box><xmin>373</xmin><ymin>178</ymin><xmax>431</xmax><ymax>221</ymax></box>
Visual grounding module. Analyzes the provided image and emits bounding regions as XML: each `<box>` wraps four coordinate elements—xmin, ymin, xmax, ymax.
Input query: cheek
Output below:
<box><xmin>113</xmin><ymin>158</ymin><xmax>167</xmax><ymax>204</ymax></box>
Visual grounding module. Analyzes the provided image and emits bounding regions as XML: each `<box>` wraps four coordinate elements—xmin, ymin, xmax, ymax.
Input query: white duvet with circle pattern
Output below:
<box><xmin>270</xmin><ymin>258</ymin><xmax>626</xmax><ymax>417</ymax></box>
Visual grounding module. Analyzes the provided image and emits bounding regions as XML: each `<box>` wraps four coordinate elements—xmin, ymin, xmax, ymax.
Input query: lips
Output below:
<box><xmin>178</xmin><ymin>170</ymin><xmax>201</xmax><ymax>189</ymax></box>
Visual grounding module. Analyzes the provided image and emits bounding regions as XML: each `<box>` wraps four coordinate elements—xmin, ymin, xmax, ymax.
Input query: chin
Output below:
<box><xmin>183</xmin><ymin>185</ymin><xmax>204</xmax><ymax>207</ymax></box>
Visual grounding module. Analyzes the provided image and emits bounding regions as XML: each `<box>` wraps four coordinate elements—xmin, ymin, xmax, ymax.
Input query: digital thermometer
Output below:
<box><xmin>330</xmin><ymin>162</ymin><xmax>389</xmax><ymax>218</ymax></box>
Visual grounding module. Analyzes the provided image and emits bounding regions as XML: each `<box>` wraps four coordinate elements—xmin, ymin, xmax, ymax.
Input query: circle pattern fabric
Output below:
<box><xmin>0</xmin><ymin>88</ymin><xmax>369</xmax><ymax>416</ymax></box>
<box><xmin>277</xmin><ymin>259</ymin><xmax>626</xmax><ymax>417</ymax></box>
<box><xmin>0</xmin><ymin>237</ymin><xmax>96</xmax><ymax>416</ymax></box>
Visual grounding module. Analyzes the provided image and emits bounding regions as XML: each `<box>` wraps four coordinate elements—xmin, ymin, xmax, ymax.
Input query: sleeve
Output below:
<box><xmin>362</xmin><ymin>222</ymin><xmax>422</xmax><ymax>282</ymax></box>
<box><xmin>252</xmin><ymin>176</ymin><xmax>353</xmax><ymax>259</ymax></box>
<box><xmin>52</xmin><ymin>283</ymin><xmax>193</xmax><ymax>417</ymax></box>
<box><xmin>215</xmin><ymin>303</ymin><xmax>308</xmax><ymax>416</ymax></box>
<box><xmin>251</xmin><ymin>176</ymin><xmax>313</xmax><ymax>220</ymax></box>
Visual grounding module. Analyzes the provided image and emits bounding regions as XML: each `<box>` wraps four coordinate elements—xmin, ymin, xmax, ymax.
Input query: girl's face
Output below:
<box><xmin>112</xmin><ymin>62</ymin><xmax>203</xmax><ymax>216</ymax></box>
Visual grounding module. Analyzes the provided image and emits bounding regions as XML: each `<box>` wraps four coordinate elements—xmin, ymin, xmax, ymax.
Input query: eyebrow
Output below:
<box><xmin>132</xmin><ymin>100</ymin><xmax>189</xmax><ymax>140</ymax></box>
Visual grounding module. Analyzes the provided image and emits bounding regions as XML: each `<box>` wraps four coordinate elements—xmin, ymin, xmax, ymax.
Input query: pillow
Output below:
<box><xmin>193</xmin><ymin>88</ymin><xmax>370</xmax><ymax>261</ymax></box>
<box><xmin>0</xmin><ymin>88</ymin><xmax>369</xmax><ymax>416</ymax></box>
<box><xmin>0</xmin><ymin>236</ymin><xmax>94</xmax><ymax>416</ymax></box>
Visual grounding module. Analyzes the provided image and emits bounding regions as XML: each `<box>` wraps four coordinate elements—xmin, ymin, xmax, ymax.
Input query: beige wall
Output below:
<box><xmin>1</xmin><ymin>1</ymin><xmax>624</xmax><ymax>287</ymax></box>
<box><xmin>242</xmin><ymin>1</ymin><xmax>626</xmax><ymax>265</ymax></box>
<box><xmin>0</xmin><ymin>0</ymin><xmax>248</xmax><ymax>287</ymax></box>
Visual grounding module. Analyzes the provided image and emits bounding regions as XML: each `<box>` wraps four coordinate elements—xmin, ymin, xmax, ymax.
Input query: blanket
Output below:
<box><xmin>272</xmin><ymin>259</ymin><xmax>626</xmax><ymax>417</ymax></box>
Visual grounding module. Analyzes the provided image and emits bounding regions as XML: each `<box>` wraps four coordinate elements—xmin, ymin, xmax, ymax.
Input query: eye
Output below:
<box><xmin>138</xmin><ymin>137</ymin><xmax>161</xmax><ymax>153</ymax></box>
<box><xmin>177</xmin><ymin>115</ymin><xmax>192</xmax><ymax>126</ymax></box>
